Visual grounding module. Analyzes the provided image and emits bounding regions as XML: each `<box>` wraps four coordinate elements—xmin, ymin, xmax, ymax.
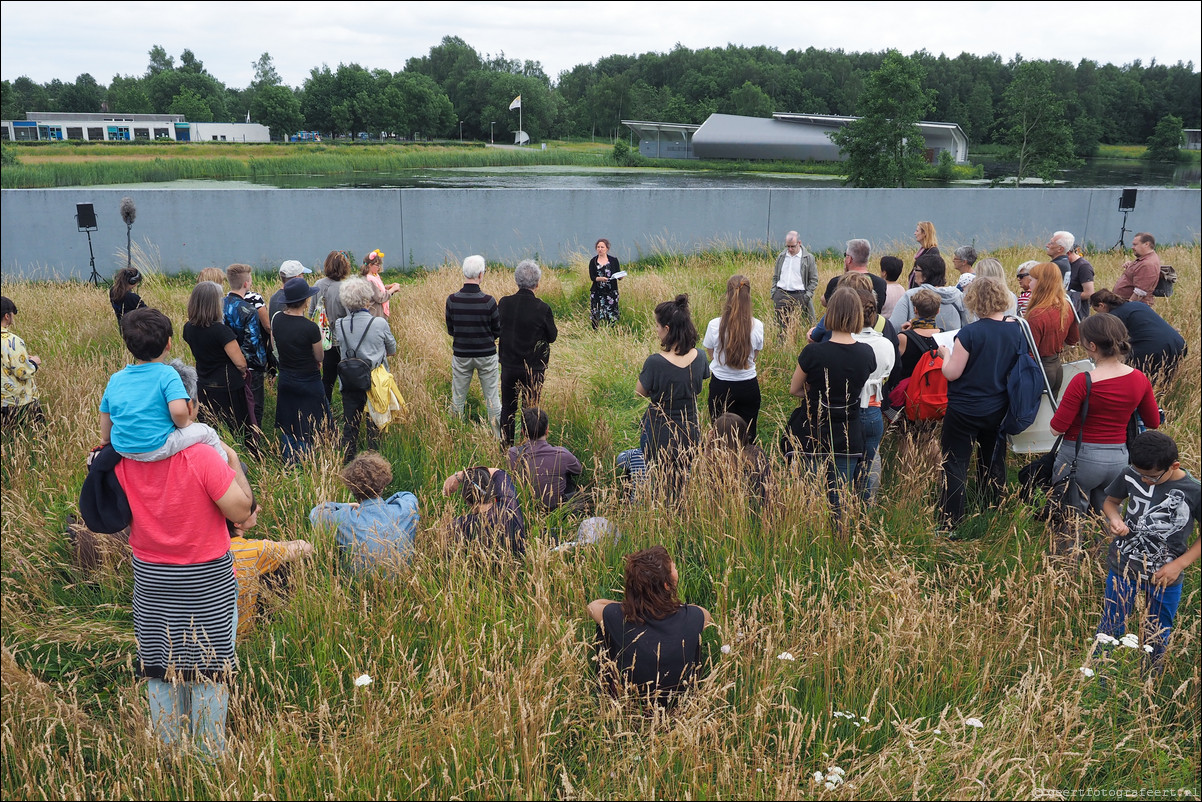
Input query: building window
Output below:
<box><xmin>107</xmin><ymin>126</ymin><xmax>131</xmax><ymax>141</ymax></box>
<box><xmin>87</xmin><ymin>127</ymin><xmax>104</xmax><ymax>141</ymax></box>
<box><xmin>212</xmin><ymin>135</ymin><xmax>219</xmax><ymax>141</ymax></box>
<box><xmin>0</xmin><ymin>128</ymin><xmax>9</xmax><ymax>141</ymax></box>
<box><xmin>66</xmin><ymin>127</ymin><xmax>84</xmax><ymax>140</ymax></box>
<box><xmin>154</xmin><ymin>128</ymin><xmax>170</xmax><ymax>139</ymax></box>
<box><xmin>220</xmin><ymin>135</ymin><xmax>227</xmax><ymax>141</ymax></box>
<box><xmin>134</xmin><ymin>128</ymin><xmax>150</xmax><ymax>140</ymax></box>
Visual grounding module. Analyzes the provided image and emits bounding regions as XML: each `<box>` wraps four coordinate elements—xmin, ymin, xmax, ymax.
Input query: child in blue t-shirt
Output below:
<box><xmin>100</xmin><ymin>307</ymin><xmax>222</xmax><ymax>461</ymax></box>
<box><xmin>1097</xmin><ymin>431</ymin><xmax>1201</xmax><ymax>668</ymax></box>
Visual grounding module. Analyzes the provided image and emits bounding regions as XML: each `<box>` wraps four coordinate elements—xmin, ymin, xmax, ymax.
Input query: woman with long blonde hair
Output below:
<box><xmin>703</xmin><ymin>274</ymin><xmax>764</xmax><ymax>438</ymax></box>
<box><xmin>907</xmin><ymin>221</ymin><xmax>940</xmax><ymax>287</ymax></box>
<box><xmin>1025</xmin><ymin>261</ymin><xmax>1080</xmax><ymax>395</ymax></box>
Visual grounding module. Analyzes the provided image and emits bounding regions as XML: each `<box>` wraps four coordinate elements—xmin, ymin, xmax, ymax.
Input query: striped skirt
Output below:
<box><xmin>132</xmin><ymin>552</ymin><xmax>238</xmax><ymax>681</ymax></box>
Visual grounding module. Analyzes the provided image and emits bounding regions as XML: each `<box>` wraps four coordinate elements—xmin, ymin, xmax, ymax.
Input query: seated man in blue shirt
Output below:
<box><xmin>310</xmin><ymin>452</ymin><xmax>419</xmax><ymax>575</ymax></box>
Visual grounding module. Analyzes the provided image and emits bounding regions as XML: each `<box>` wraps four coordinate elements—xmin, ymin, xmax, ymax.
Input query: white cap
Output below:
<box><xmin>279</xmin><ymin>260</ymin><xmax>311</xmax><ymax>278</ymax></box>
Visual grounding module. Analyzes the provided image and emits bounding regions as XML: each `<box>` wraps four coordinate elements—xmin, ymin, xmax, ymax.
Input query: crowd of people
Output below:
<box><xmin>1</xmin><ymin>222</ymin><xmax>1197</xmax><ymax>752</ymax></box>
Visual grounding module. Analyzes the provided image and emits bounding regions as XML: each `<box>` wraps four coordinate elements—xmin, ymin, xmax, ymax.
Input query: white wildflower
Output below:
<box><xmin>828</xmin><ymin>766</ymin><xmax>845</xmax><ymax>777</ymax></box>
<box><xmin>720</xmin><ymin>644</ymin><xmax>732</xmax><ymax>655</ymax></box>
<box><xmin>1095</xmin><ymin>633</ymin><xmax>1119</xmax><ymax>646</ymax></box>
<box><xmin>353</xmin><ymin>674</ymin><xmax>372</xmax><ymax>687</ymax></box>
<box><xmin>1120</xmin><ymin>633</ymin><xmax>1140</xmax><ymax>649</ymax></box>
<box><xmin>813</xmin><ymin>771</ymin><xmax>825</xmax><ymax>783</ymax></box>
<box><xmin>965</xmin><ymin>717</ymin><xmax>984</xmax><ymax>728</ymax></box>
<box><xmin>825</xmin><ymin>781</ymin><xmax>836</xmax><ymax>790</ymax></box>
<box><xmin>853</xmin><ymin>721</ymin><xmax>861</xmax><ymax>728</ymax></box>
<box><xmin>833</xmin><ymin>711</ymin><xmax>846</xmax><ymax>718</ymax></box>
<box><xmin>933</xmin><ymin>729</ymin><xmax>942</xmax><ymax>735</ymax></box>
<box><xmin>756</xmin><ymin>768</ymin><xmax>763</xmax><ymax>773</ymax></box>
<box><xmin>1142</xmin><ymin>644</ymin><xmax>1154</xmax><ymax>654</ymax></box>
<box><xmin>1079</xmin><ymin>667</ymin><xmax>1096</xmax><ymax>677</ymax></box>
<box><xmin>777</xmin><ymin>651</ymin><xmax>795</xmax><ymax>661</ymax></box>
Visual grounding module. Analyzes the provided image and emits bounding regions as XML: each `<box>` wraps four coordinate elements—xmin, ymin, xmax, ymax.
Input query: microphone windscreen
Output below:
<box><xmin>120</xmin><ymin>197</ymin><xmax>136</xmax><ymax>226</ymax></box>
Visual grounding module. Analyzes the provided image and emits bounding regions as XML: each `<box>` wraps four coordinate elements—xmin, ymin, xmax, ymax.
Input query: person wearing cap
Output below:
<box><xmin>271</xmin><ymin>276</ymin><xmax>331</xmax><ymax>462</ymax></box>
<box><xmin>1016</xmin><ymin>260</ymin><xmax>1037</xmax><ymax>316</ymax></box>
<box><xmin>269</xmin><ymin>260</ymin><xmax>312</xmax><ymax>320</ymax></box>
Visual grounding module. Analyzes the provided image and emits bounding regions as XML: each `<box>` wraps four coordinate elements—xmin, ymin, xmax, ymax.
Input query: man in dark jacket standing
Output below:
<box><xmin>497</xmin><ymin>259</ymin><xmax>558</xmax><ymax>446</ymax></box>
<box><xmin>446</xmin><ymin>254</ymin><xmax>503</xmax><ymax>438</ymax></box>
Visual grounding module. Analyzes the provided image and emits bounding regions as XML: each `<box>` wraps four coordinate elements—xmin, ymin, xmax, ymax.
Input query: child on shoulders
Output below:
<box><xmin>99</xmin><ymin>307</ymin><xmax>222</xmax><ymax>462</ymax></box>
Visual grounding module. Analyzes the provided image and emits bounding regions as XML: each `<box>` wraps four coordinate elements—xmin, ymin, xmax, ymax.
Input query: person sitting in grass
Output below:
<box><xmin>100</xmin><ymin>307</ymin><xmax>223</xmax><ymax>461</ymax></box>
<box><xmin>587</xmin><ymin>545</ymin><xmax>713</xmax><ymax>707</ymax></box>
<box><xmin>443</xmin><ymin>466</ymin><xmax>526</xmax><ymax>559</ymax></box>
<box><xmin>310</xmin><ymin>452</ymin><xmax>419</xmax><ymax>574</ymax></box>
<box><xmin>1095</xmin><ymin>431</ymin><xmax>1200</xmax><ymax>671</ymax></box>
<box><xmin>227</xmin><ymin>495</ymin><xmax>314</xmax><ymax>639</ymax></box>
<box><xmin>507</xmin><ymin>406</ymin><xmax>585</xmax><ymax>512</ymax></box>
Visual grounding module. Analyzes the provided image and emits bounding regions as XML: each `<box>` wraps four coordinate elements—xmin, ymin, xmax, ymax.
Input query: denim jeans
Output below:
<box><xmin>798</xmin><ymin>451</ymin><xmax>860</xmax><ymax>522</ymax></box>
<box><xmin>857</xmin><ymin>405</ymin><xmax>884</xmax><ymax>502</ymax></box>
<box><xmin>146</xmin><ymin>605</ymin><xmax>237</xmax><ymax>755</ymax></box>
<box><xmin>1096</xmin><ymin>570</ymin><xmax>1183</xmax><ymax>666</ymax></box>
<box><xmin>450</xmin><ymin>354</ymin><xmax>501</xmax><ymax>437</ymax></box>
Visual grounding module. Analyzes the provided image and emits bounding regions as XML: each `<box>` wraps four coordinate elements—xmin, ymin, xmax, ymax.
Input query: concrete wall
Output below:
<box><xmin>2</xmin><ymin>186</ymin><xmax>1198</xmax><ymax>280</ymax></box>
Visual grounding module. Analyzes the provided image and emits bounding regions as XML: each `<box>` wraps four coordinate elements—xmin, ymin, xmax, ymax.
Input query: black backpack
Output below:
<box><xmin>337</xmin><ymin>317</ymin><xmax>376</xmax><ymax>392</ymax></box>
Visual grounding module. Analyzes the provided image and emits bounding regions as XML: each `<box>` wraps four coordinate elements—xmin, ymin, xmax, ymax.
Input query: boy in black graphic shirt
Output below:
<box><xmin>1097</xmin><ymin>431</ymin><xmax>1201</xmax><ymax>668</ymax></box>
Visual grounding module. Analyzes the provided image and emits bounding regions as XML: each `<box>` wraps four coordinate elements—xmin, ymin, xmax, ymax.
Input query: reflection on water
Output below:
<box><xmin>84</xmin><ymin>158</ymin><xmax>1200</xmax><ymax>192</ymax></box>
<box><xmin>974</xmin><ymin>155</ymin><xmax>1198</xmax><ymax>187</ymax></box>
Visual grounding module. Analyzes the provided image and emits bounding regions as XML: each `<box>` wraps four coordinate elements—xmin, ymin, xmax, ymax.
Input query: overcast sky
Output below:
<box><xmin>2</xmin><ymin>1</ymin><xmax>1199</xmax><ymax>89</ymax></box>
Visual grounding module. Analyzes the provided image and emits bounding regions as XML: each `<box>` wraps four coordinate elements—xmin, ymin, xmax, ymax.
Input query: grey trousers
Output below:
<box><xmin>450</xmin><ymin>354</ymin><xmax>501</xmax><ymax>436</ymax></box>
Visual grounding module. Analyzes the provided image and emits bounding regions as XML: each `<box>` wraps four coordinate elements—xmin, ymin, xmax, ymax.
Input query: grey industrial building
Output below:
<box><xmin>623</xmin><ymin>112</ymin><xmax>968</xmax><ymax>163</ymax></box>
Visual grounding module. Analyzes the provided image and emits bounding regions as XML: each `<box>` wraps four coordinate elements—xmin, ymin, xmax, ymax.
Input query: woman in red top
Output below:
<box><xmin>1025</xmin><ymin>261</ymin><xmax>1080</xmax><ymax>396</ymax></box>
<box><xmin>1049</xmin><ymin>313</ymin><xmax>1159</xmax><ymax>514</ymax></box>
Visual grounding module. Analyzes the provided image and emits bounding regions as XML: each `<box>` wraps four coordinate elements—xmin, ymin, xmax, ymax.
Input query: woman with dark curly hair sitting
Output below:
<box><xmin>587</xmin><ymin>545</ymin><xmax>713</xmax><ymax>706</ymax></box>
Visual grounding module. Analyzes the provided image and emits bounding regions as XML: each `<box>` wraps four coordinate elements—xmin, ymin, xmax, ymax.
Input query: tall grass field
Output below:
<box><xmin>2</xmin><ymin>242</ymin><xmax>1199</xmax><ymax>799</ymax></box>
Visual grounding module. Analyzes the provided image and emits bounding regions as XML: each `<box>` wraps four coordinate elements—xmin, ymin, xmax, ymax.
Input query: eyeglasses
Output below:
<box><xmin>1134</xmin><ymin>466</ymin><xmax>1171</xmax><ymax>484</ymax></box>
<box><xmin>1017</xmin><ymin>273</ymin><xmax>1030</xmax><ymax>279</ymax></box>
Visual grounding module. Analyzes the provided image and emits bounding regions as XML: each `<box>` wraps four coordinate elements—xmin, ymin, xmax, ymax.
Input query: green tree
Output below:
<box><xmin>106</xmin><ymin>75</ymin><xmax>153</xmax><ymax>114</ymax></box>
<box><xmin>1145</xmin><ymin>114</ymin><xmax>1184</xmax><ymax>161</ymax></box>
<box><xmin>168</xmin><ymin>87</ymin><xmax>213</xmax><ymax>122</ymax></box>
<box><xmin>58</xmin><ymin>73</ymin><xmax>105</xmax><ymax>113</ymax></box>
<box><xmin>829</xmin><ymin>50</ymin><xmax>933</xmax><ymax>187</ymax></box>
<box><xmin>999</xmin><ymin>61</ymin><xmax>1079</xmax><ymax>183</ymax></box>
<box><xmin>146</xmin><ymin>45</ymin><xmax>174</xmax><ymax>76</ymax></box>
<box><xmin>250</xmin><ymin>52</ymin><xmax>282</xmax><ymax>88</ymax></box>
<box><xmin>3</xmin><ymin>76</ymin><xmax>49</xmax><ymax>118</ymax></box>
<box><xmin>729</xmin><ymin>81</ymin><xmax>774</xmax><ymax>117</ymax></box>
<box><xmin>250</xmin><ymin>83</ymin><xmax>303</xmax><ymax>140</ymax></box>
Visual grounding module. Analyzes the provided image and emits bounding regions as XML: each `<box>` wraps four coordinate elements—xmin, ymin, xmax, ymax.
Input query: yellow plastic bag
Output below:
<box><xmin>367</xmin><ymin>365</ymin><xmax>409</xmax><ymax>429</ymax></box>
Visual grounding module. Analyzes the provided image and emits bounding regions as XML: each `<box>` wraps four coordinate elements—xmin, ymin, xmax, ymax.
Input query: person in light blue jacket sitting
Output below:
<box><xmin>310</xmin><ymin>451</ymin><xmax>418</xmax><ymax>574</ymax></box>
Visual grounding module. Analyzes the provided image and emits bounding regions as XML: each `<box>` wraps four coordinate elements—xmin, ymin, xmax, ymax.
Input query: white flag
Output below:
<box><xmin>509</xmin><ymin>95</ymin><xmax>521</xmax><ymax>111</ymax></box>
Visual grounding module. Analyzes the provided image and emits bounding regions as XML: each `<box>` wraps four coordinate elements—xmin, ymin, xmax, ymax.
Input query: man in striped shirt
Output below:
<box><xmin>446</xmin><ymin>254</ymin><xmax>503</xmax><ymax>438</ymax></box>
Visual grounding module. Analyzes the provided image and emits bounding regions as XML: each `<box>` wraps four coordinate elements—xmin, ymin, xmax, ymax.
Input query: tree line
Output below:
<box><xmin>2</xmin><ymin>37</ymin><xmax>1197</xmax><ymax>153</ymax></box>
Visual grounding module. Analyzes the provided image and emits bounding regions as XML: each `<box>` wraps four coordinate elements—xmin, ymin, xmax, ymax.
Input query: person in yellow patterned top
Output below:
<box><xmin>227</xmin><ymin>503</ymin><xmax>314</xmax><ymax>638</ymax></box>
<box><xmin>1</xmin><ymin>296</ymin><xmax>44</xmax><ymax>426</ymax></box>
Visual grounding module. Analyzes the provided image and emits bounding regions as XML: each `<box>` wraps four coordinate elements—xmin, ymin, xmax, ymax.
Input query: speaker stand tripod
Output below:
<box><xmin>1112</xmin><ymin>209</ymin><xmax>1132</xmax><ymax>251</ymax></box>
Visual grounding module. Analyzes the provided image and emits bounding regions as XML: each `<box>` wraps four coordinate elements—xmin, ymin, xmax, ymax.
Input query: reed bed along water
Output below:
<box><xmin>2</xmin><ymin>243</ymin><xmax>1199</xmax><ymax>799</ymax></box>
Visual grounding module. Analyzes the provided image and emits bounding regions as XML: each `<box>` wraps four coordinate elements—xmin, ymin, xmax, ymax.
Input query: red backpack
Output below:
<box><xmin>903</xmin><ymin>346</ymin><xmax>948</xmax><ymax>422</ymax></box>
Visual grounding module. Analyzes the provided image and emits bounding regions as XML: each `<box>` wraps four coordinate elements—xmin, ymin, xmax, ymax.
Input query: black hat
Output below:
<box><xmin>282</xmin><ymin>276</ymin><xmax>321</xmax><ymax>305</ymax></box>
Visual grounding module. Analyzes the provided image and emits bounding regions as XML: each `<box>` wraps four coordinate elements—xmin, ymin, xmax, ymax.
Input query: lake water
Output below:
<box><xmin>79</xmin><ymin>158</ymin><xmax>1200</xmax><ymax>191</ymax></box>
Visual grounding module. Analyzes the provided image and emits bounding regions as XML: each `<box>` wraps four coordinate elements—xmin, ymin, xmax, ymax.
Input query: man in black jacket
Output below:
<box><xmin>497</xmin><ymin>259</ymin><xmax>558</xmax><ymax>446</ymax></box>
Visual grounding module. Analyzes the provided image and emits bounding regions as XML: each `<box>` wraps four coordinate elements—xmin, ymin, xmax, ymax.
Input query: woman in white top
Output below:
<box><xmin>703</xmin><ymin>274</ymin><xmax>765</xmax><ymax>440</ymax></box>
<box><xmin>849</xmin><ymin>286</ymin><xmax>896</xmax><ymax>502</ymax></box>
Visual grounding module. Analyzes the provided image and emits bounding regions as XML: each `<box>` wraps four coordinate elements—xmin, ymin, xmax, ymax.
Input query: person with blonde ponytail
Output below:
<box><xmin>1025</xmin><ymin>261</ymin><xmax>1080</xmax><ymax>395</ymax></box>
<box><xmin>703</xmin><ymin>275</ymin><xmax>764</xmax><ymax>439</ymax></box>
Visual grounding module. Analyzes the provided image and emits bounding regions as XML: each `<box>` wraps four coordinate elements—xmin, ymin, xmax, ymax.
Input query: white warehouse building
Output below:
<box><xmin>1</xmin><ymin>112</ymin><xmax>271</xmax><ymax>143</ymax></box>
